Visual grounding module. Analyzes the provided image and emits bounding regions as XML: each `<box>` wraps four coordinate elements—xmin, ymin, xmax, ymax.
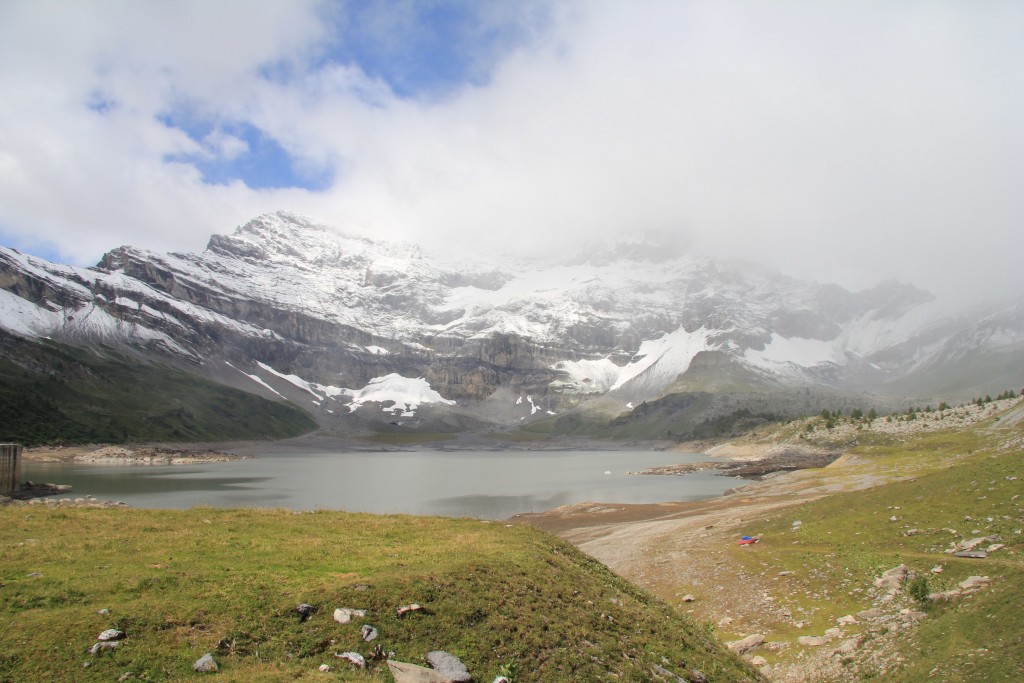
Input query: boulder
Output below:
<box><xmin>334</xmin><ymin>652</ymin><xmax>366</xmax><ymax>669</ymax></box>
<box><xmin>333</xmin><ymin>608</ymin><xmax>366</xmax><ymax>624</ymax></box>
<box><xmin>387</xmin><ymin>661</ymin><xmax>453</xmax><ymax>683</ymax></box>
<box><xmin>958</xmin><ymin>575</ymin><xmax>991</xmax><ymax>592</ymax></box>
<box><xmin>192</xmin><ymin>654</ymin><xmax>218</xmax><ymax>673</ymax></box>
<box><xmin>726</xmin><ymin>634</ymin><xmax>764</xmax><ymax>654</ymax></box>
<box><xmin>397</xmin><ymin>603</ymin><xmax>425</xmax><ymax>617</ymax></box>
<box><xmin>425</xmin><ymin>651</ymin><xmax>472</xmax><ymax>682</ymax></box>
<box><xmin>97</xmin><ymin>629</ymin><xmax>126</xmax><ymax>641</ymax></box>
<box><xmin>360</xmin><ymin>624</ymin><xmax>379</xmax><ymax>642</ymax></box>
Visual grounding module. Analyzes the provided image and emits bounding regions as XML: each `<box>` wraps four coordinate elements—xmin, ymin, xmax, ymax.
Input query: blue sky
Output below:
<box><xmin>0</xmin><ymin>0</ymin><xmax>1021</xmax><ymax>303</ymax></box>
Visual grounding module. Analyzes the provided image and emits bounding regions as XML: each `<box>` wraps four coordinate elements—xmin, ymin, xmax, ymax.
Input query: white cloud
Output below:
<box><xmin>0</xmin><ymin>0</ymin><xmax>1021</xmax><ymax>304</ymax></box>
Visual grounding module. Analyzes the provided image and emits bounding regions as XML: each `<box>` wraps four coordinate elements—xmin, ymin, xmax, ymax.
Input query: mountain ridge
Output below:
<box><xmin>2</xmin><ymin>211</ymin><xmax>1022</xmax><ymax>439</ymax></box>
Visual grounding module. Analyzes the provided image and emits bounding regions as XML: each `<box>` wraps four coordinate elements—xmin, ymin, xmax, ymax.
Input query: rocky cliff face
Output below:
<box><xmin>1</xmin><ymin>211</ymin><xmax>1021</xmax><ymax>425</ymax></box>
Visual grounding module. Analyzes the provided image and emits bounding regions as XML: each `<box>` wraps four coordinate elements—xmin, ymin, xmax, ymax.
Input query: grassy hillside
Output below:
<box><xmin>0</xmin><ymin>508</ymin><xmax>760</xmax><ymax>682</ymax></box>
<box><xmin>0</xmin><ymin>332</ymin><xmax>317</xmax><ymax>445</ymax></box>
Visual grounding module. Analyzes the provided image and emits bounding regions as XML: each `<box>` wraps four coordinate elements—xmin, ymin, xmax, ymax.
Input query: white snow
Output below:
<box><xmin>365</xmin><ymin>345</ymin><xmax>389</xmax><ymax>355</ymax></box>
<box><xmin>550</xmin><ymin>357</ymin><xmax>623</xmax><ymax>394</ymax></box>
<box><xmin>610</xmin><ymin>326</ymin><xmax>712</xmax><ymax>392</ymax></box>
<box><xmin>256</xmin><ymin>362</ymin><xmax>322</xmax><ymax>398</ymax></box>
<box><xmin>346</xmin><ymin>373</ymin><xmax>456</xmax><ymax>415</ymax></box>
<box><xmin>745</xmin><ymin>333</ymin><xmax>836</xmax><ymax>368</ymax></box>
<box><xmin>226</xmin><ymin>361</ymin><xmax>284</xmax><ymax>398</ymax></box>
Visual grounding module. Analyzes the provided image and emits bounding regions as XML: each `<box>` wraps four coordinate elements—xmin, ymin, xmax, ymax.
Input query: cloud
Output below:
<box><xmin>0</xmin><ymin>0</ymin><xmax>1021</xmax><ymax>305</ymax></box>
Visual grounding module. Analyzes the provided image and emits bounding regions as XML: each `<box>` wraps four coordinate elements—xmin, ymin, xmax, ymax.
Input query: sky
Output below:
<box><xmin>0</xmin><ymin>0</ymin><xmax>1021</xmax><ymax>304</ymax></box>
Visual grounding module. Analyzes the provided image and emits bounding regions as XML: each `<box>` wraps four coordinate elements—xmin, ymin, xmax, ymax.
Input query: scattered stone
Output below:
<box><xmin>836</xmin><ymin>615</ymin><xmax>858</xmax><ymax>626</ymax></box>
<box><xmin>904</xmin><ymin>529</ymin><xmax>922</xmax><ymax>536</ymax></box>
<box><xmin>354</xmin><ymin>584</ymin><xmax>370</xmax><ymax>592</ymax></box>
<box><xmin>681</xmin><ymin>594</ymin><xmax>696</xmax><ymax>602</ymax></box>
<box><xmin>928</xmin><ymin>589</ymin><xmax>963</xmax><ymax>602</ymax></box>
<box><xmin>192</xmin><ymin>653</ymin><xmax>218</xmax><ymax>673</ymax></box>
<box><xmin>798</xmin><ymin>628</ymin><xmax>841</xmax><ymax>647</ymax></box>
<box><xmin>778</xmin><ymin>570</ymin><xmax>793</xmax><ymax>576</ymax></box>
<box><xmin>958</xmin><ymin>537</ymin><xmax>990</xmax><ymax>551</ymax></box>
<box><xmin>425</xmin><ymin>650</ymin><xmax>472</xmax><ymax>682</ymax></box>
<box><xmin>295</xmin><ymin>603</ymin><xmax>317</xmax><ymax>622</ymax></box>
<box><xmin>958</xmin><ymin>575</ymin><xmax>991</xmax><ymax>592</ymax></box>
<box><xmin>318</xmin><ymin>664</ymin><xmax>331</xmax><ymax>672</ymax></box>
<box><xmin>986</xmin><ymin>543</ymin><xmax>1005</xmax><ymax>553</ymax></box>
<box><xmin>687</xmin><ymin>668</ymin><xmax>709</xmax><ymax>683</ymax></box>
<box><xmin>97</xmin><ymin>608</ymin><xmax>110</xmax><ymax>616</ymax></box>
<box><xmin>953</xmin><ymin>550</ymin><xmax>988</xmax><ymax>559</ymax></box>
<box><xmin>651</xmin><ymin>663</ymin><xmax>686</xmax><ymax>681</ymax></box>
<box><xmin>725</xmin><ymin>633</ymin><xmax>764</xmax><ymax>654</ymax></box>
<box><xmin>334</xmin><ymin>652</ymin><xmax>366</xmax><ymax>669</ymax></box>
<box><xmin>97</xmin><ymin>629</ymin><xmax>126</xmax><ymax>641</ymax></box>
<box><xmin>874</xmin><ymin>564</ymin><xmax>908</xmax><ymax>602</ymax></box>
<box><xmin>333</xmin><ymin>607</ymin><xmax>366</xmax><ymax>624</ymax></box>
<box><xmin>931</xmin><ymin>564</ymin><xmax>944</xmax><ymax>574</ymax></box>
<box><xmin>833</xmin><ymin>636</ymin><xmax>863</xmax><ymax>656</ymax></box>
<box><xmin>387</xmin><ymin>661</ymin><xmax>451</xmax><ymax>683</ymax></box>
<box><xmin>857</xmin><ymin>608</ymin><xmax>884</xmax><ymax>620</ymax></box>
<box><xmin>87</xmin><ymin>641</ymin><xmax>121</xmax><ymax>655</ymax></box>
<box><xmin>360</xmin><ymin>624</ymin><xmax>378</xmax><ymax>642</ymax></box>
<box><xmin>749</xmin><ymin>655</ymin><xmax>768</xmax><ymax>667</ymax></box>
<box><xmin>900</xmin><ymin>609</ymin><xmax>927</xmax><ymax>622</ymax></box>
<box><xmin>397</xmin><ymin>603</ymin><xmax>425</xmax><ymax>617</ymax></box>
<box><xmin>717</xmin><ymin>616</ymin><xmax>734</xmax><ymax>627</ymax></box>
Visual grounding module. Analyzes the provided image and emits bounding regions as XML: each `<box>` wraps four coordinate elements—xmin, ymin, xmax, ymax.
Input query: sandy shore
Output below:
<box><xmin>24</xmin><ymin>444</ymin><xmax>248</xmax><ymax>465</ymax></box>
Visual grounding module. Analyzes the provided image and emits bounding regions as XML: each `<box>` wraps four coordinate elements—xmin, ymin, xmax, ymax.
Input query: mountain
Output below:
<box><xmin>1</xmin><ymin>211</ymin><xmax>1021</xmax><ymax>439</ymax></box>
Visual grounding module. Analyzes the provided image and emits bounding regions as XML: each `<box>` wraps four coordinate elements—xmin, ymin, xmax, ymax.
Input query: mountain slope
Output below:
<box><xmin>1</xmin><ymin>211</ymin><xmax>1021</xmax><ymax>438</ymax></box>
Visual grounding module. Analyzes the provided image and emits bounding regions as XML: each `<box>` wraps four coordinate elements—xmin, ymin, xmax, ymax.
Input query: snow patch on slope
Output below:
<box><xmin>746</xmin><ymin>334</ymin><xmax>837</xmax><ymax>368</ymax></box>
<box><xmin>226</xmin><ymin>361</ymin><xmax>284</xmax><ymax>398</ymax></box>
<box><xmin>611</xmin><ymin>327</ymin><xmax>712</xmax><ymax>392</ymax></box>
<box><xmin>347</xmin><ymin>374</ymin><xmax>456</xmax><ymax>416</ymax></box>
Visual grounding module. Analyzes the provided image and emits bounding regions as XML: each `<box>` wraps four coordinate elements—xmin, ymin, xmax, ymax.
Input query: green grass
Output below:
<box><xmin>0</xmin><ymin>333</ymin><xmax>317</xmax><ymax>445</ymax></box>
<box><xmin>728</xmin><ymin>425</ymin><xmax>1024</xmax><ymax>681</ymax></box>
<box><xmin>0</xmin><ymin>507</ymin><xmax>760</xmax><ymax>682</ymax></box>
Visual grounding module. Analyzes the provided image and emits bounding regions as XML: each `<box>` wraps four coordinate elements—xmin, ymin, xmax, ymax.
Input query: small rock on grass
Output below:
<box><xmin>87</xmin><ymin>641</ymin><xmax>121</xmax><ymax>655</ymax></box>
<box><xmin>725</xmin><ymin>634</ymin><xmax>764</xmax><ymax>654</ymax></box>
<box><xmin>387</xmin><ymin>661</ymin><xmax>452</xmax><ymax>683</ymax></box>
<box><xmin>334</xmin><ymin>652</ymin><xmax>366</xmax><ymax>669</ymax></box>
<box><xmin>192</xmin><ymin>653</ymin><xmax>218</xmax><ymax>673</ymax></box>
<box><xmin>425</xmin><ymin>651</ymin><xmax>472</xmax><ymax>682</ymax></box>
<box><xmin>333</xmin><ymin>607</ymin><xmax>366</xmax><ymax>624</ymax></box>
<box><xmin>361</xmin><ymin>624</ymin><xmax>378</xmax><ymax>642</ymax></box>
<box><xmin>98</xmin><ymin>629</ymin><xmax>126</xmax><ymax>641</ymax></box>
<box><xmin>295</xmin><ymin>603</ymin><xmax>317</xmax><ymax>622</ymax></box>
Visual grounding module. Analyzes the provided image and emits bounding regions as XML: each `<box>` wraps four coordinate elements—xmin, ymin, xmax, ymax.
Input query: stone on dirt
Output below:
<box><xmin>726</xmin><ymin>633</ymin><xmax>764</xmax><ymax>654</ymax></box>
<box><xmin>192</xmin><ymin>654</ymin><xmax>218</xmax><ymax>673</ymax></box>
<box><xmin>425</xmin><ymin>650</ymin><xmax>472</xmax><ymax>682</ymax></box>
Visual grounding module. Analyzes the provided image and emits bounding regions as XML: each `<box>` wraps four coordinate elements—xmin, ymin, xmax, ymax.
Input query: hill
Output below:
<box><xmin>0</xmin><ymin>507</ymin><xmax>760</xmax><ymax>682</ymax></box>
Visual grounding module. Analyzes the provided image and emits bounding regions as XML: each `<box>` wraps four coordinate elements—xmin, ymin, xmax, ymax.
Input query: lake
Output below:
<box><xmin>21</xmin><ymin>450</ymin><xmax>739</xmax><ymax>520</ymax></box>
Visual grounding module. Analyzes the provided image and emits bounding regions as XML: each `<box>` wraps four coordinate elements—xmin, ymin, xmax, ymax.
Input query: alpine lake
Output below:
<box><xmin>21</xmin><ymin>449</ymin><xmax>739</xmax><ymax>520</ymax></box>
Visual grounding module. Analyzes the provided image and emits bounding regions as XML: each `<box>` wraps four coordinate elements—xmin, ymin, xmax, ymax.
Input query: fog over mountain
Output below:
<box><xmin>0</xmin><ymin>1</ymin><xmax>1021</xmax><ymax>306</ymax></box>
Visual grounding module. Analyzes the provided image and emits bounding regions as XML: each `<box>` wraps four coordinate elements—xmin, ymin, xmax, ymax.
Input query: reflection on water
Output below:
<box><xmin>21</xmin><ymin>450</ymin><xmax>737</xmax><ymax>520</ymax></box>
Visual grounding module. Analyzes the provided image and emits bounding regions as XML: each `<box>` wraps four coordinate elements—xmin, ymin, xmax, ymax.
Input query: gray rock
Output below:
<box><xmin>953</xmin><ymin>550</ymin><xmax>988</xmax><ymax>559</ymax></box>
<box><xmin>425</xmin><ymin>650</ymin><xmax>472</xmax><ymax>682</ymax></box>
<box><xmin>651</xmin><ymin>663</ymin><xmax>685</xmax><ymax>681</ymax></box>
<box><xmin>334</xmin><ymin>652</ymin><xmax>366</xmax><ymax>669</ymax></box>
<box><xmin>687</xmin><ymin>669</ymin><xmax>709</xmax><ymax>683</ymax></box>
<box><xmin>98</xmin><ymin>629</ymin><xmax>126</xmax><ymax>641</ymax></box>
<box><xmin>295</xmin><ymin>603</ymin><xmax>317</xmax><ymax>622</ymax></box>
<box><xmin>958</xmin><ymin>575</ymin><xmax>991</xmax><ymax>591</ymax></box>
<box><xmin>387</xmin><ymin>660</ymin><xmax>452</xmax><ymax>683</ymax></box>
<box><xmin>725</xmin><ymin>634</ymin><xmax>764</xmax><ymax>654</ymax></box>
<box><xmin>333</xmin><ymin>607</ymin><xmax>366</xmax><ymax>624</ymax></box>
<box><xmin>360</xmin><ymin>624</ymin><xmax>378</xmax><ymax>642</ymax></box>
<box><xmin>193</xmin><ymin>653</ymin><xmax>218</xmax><ymax>673</ymax></box>
<box><xmin>856</xmin><ymin>608</ymin><xmax>884</xmax><ymax>620</ymax></box>
<box><xmin>749</xmin><ymin>655</ymin><xmax>768</xmax><ymax>667</ymax></box>
<box><xmin>397</xmin><ymin>603</ymin><xmax>425</xmax><ymax>617</ymax></box>
<box><xmin>87</xmin><ymin>641</ymin><xmax>121</xmax><ymax>655</ymax></box>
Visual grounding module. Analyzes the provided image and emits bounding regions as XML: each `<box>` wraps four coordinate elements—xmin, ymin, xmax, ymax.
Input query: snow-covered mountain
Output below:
<box><xmin>1</xmin><ymin>211</ymin><xmax>1020</xmax><ymax>424</ymax></box>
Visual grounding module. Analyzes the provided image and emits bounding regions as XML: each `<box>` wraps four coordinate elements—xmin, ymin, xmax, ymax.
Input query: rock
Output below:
<box><xmin>953</xmin><ymin>550</ymin><xmax>988</xmax><ymax>559</ymax></box>
<box><xmin>687</xmin><ymin>668</ymin><xmax>709</xmax><ymax>683</ymax></box>
<box><xmin>958</xmin><ymin>575</ymin><xmax>991</xmax><ymax>592</ymax></box>
<box><xmin>192</xmin><ymin>654</ymin><xmax>218</xmax><ymax>673</ymax></box>
<box><xmin>928</xmin><ymin>589</ymin><xmax>962</xmax><ymax>602</ymax></box>
<box><xmin>397</xmin><ymin>603</ymin><xmax>425</xmax><ymax>617</ymax></box>
<box><xmin>836</xmin><ymin>615</ymin><xmax>857</xmax><ymax>626</ymax></box>
<box><xmin>986</xmin><ymin>543</ymin><xmax>1005</xmax><ymax>553</ymax></box>
<box><xmin>387</xmin><ymin>660</ymin><xmax>453</xmax><ymax>683</ymax></box>
<box><xmin>97</xmin><ymin>608</ymin><xmax>110</xmax><ymax>615</ymax></box>
<box><xmin>425</xmin><ymin>650</ymin><xmax>472</xmax><ymax>682</ymax></box>
<box><xmin>717</xmin><ymin>616</ymin><xmax>734</xmax><ymax>627</ymax></box>
<box><xmin>874</xmin><ymin>564</ymin><xmax>908</xmax><ymax>592</ymax></box>
<box><xmin>333</xmin><ymin>607</ymin><xmax>366</xmax><ymax>624</ymax></box>
<box><xmin>360</xmin><ymin>624</ymin><xmax>378</xmax><ymax>642</ymax></box>
<box><xmin>749</xmin><ymin>655</ymin><xmax>768</xmax><ymax>667</ymax></box>
<box><xmin>856</xmin><ymin>608</ymin><xmax>884</xmax><ymax>620</ymax></box>
<box><xmin>931</xmin><ymin>564</ymin><xmax>944</xmax><ymax>574</ymax></box>
<box><xmin>318</xmin><ymin>664</ymin><xmax>331</xmax><ymax>672</ymax></box>
<box><xmin>334</xmin><ymin>652</ymin><xmax>366</xmax><ymax>669</ymax></box>
<box><xmin>493</xmin><ymin>677</ymin><xmax>511</xmax><ymax>683</ymax></box>
<box><xmin>681</xmin><ymin>594</ymin><xmax>696</xmax><ymax>602</ymax></box>
<box><xmin>833</xmin><ymin>636</ymin><xmax>863</xmax><ymax>656</ymax></box>
<box><xmin>295</xmin><ymin>603</ymin><xmax>317</xmax><ymax>622</ymax></box>
<box><xmin>798</xmin><ymin>635</ymin><xmax>828</xmax><ymax>647</ymax></box>
<box><xmin>651</xmin><ymin>663</ymin><xmax>686</xmax><ymax>681</ymax></box>
<box><xmin>778</xmin><ymin>570</ymin><xmax>793</xmax><ymax>576</ymax></box>
<box><xmin>726</xmin><ymin>634</ymin><xmax>764</xmax><ymax>654</ymax></box>
<box><xmin>98</xmin><ymin>629</ymin><xmax>126</xmax><ymax>641</ymax></box>
<box><xmin>87</xmin><ymin>641</ymin><xmax>121</xmax><ymax>655</ymax></box>
<box><xmin>958</xmin><ymin>537</ymin><xmax>989</xmax><ymax>551</ymax></box>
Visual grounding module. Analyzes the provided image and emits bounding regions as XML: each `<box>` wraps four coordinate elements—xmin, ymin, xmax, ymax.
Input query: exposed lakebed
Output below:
<box><xmin>21</xmin><ymin>449</ymin><xmax>740</xmax><ymax>519</ymax></box>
